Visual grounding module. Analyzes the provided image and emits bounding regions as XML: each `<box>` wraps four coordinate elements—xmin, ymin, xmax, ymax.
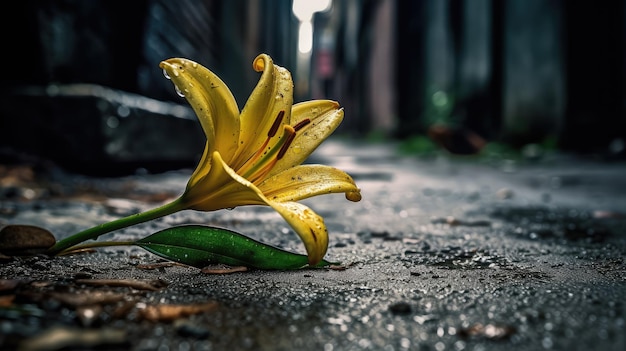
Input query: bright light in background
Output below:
<box><xmin>292</xmin><ymin>0</ymin><xmax>331</xmax><ymax>21</ymax></box>
<box><xmin>298</xmin><ymin>21</ymin><xmax>313</xmax><ymax>53</ymax></box>
<box><xmin>292</xmin><ymin>0</ymin><xmax>332</xmax><ymax>54</ymax></box>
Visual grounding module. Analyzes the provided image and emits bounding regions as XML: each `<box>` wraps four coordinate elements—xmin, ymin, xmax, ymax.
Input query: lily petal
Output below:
<box><xmin>266</xmin><ymin>201</ymin><xmax>328</xmax><ymax>265</ymax></box>
<box><xmin>164</xmin><ymin>54</ymin><xmax>359</xmax><ymax>267</ymax></box>
<box><xmin>186</xmin><ymin>142</ymin><xmax>212</xmax><ymax>189</ymax></box>
<box><xmin>183</xmin><ymin>151</ymin><xmax>266</xmax><ymax>211</ymax></box>
<box><xmin>160</xmin><ymin>58</ymin><xmax>240</xmax><ymax>162</ymax></box>
<box><xmin>259</xmin><ymin>165</ymin><xmax>361</xmax><ymax>203</ymax></box>
<box><xmin>270</xmin><ymin>102</ymin><xmax>344</xmax><ymax>176</ymax></box>
<box><xmin>291</xmin><ymin>100</ymin><xmax>342</xmax><ymax>126</ymax></box>
<box><xmin>232</xmin><ymin>54</ymin><xmax>295</xmax><ymax>168</ymax></box>
<box><xmin>185</xmin><ymin>152</ymin><xmax>329</xmax><ymax>265</ymax></box>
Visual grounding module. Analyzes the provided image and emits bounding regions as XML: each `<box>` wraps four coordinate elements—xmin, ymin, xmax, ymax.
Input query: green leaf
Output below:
<box><xmin>135</xmin><ymin>225</ymin><xmax>337</xmax><ymax>270</ymax></box>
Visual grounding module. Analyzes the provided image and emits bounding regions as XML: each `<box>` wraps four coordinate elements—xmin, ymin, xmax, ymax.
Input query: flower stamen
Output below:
<box><xmin>276</xmin><ymin>126</ymin><xmax>297</xmax><ymax>160</ymax></box>
<box><xmin>268</xmin><ymin>110</ymin><xmax>286</xmax><ymax>137</ymax></box>
<box><xmin>292</xmin><ymin>118</ymin><xmax>311</xmax><ymax>132</ymax></box>
<box><xmin>238</xmin><ymin>110</ymin><xmax>285</xmax><ymax>175</ymax></box>
<box><xmin>248</xmin><ymin>125</ymin><xmax>296</xmax><ymax>184</ymax></box>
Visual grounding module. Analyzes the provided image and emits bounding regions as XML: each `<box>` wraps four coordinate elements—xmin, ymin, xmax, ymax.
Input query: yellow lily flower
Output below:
<box><xmin>159</xmin><ymin>53</ymin><xmax>361</xmax><ymax>265</ymax></box>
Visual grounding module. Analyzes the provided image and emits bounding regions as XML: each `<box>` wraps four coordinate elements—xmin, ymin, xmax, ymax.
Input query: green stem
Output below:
<box><xmin>47</xmin><ymin>198</ymin><xmax>187</xmax><ymax>256</ymax></box>
<box><xmin>57</xmin><ymin>240</ymin><xmax>136</xmax><ymax>255</ymax></box>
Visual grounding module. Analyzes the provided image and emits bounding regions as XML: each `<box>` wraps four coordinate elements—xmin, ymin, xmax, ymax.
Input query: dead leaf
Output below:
<box><xmin>17</xmin><ymin>326</ymin><xmax>127</xmax><ymax>351</ymax></box>
<box><xmin>139</xmin><ymin>301</ymin><xmax>218</xmax><ymax>322</ymax></box>
<box><xmin>329</xmin><ymin>264</ymin><xmax>348</xmax><ymax>271</ymax></box>
<box><xmin>0</xmin><ymin>295</ymin><xmax>15</xmax><ymax>307</ymax></box>
<box><xmin>136</xmin><ymin>262</ymin><xmax>188</xmax><ymax>270</ymax></box>
<box><xmin>459</xmin><ymin>323</ymin><xmax>516</xmax><ymax>340</ymax></box>
<box><xmin>48</xmin><ymin>291</ymin><xmax>127</xmax><ymax>307</ymax></box>
<box><xmin>0</xmin><ymin>278</ymin><xmax>25</xmax><ymax>291</ymax></box>
<box><xmin>0</xmin><ymin>164</ymin><xmax>35</xmax><ymax>185</ymax></box>
<box><xmin>75</xmin><ymin>278</ymin><xmax>168</xmax><ymax>291</ymax></box>
<box><xmin>111</xmin><ymin>300</ymin><xmax>138</xmax><ymax>319</ymax></box>
<box><xmin>201</xmin><ymin>265</ymin><xmax>248</xmax><ymax>274</ymax></box>
<box><xmin>30</xmin><ymin>281</ymin><xmax>53</xmax><ymax>288</ymax></box>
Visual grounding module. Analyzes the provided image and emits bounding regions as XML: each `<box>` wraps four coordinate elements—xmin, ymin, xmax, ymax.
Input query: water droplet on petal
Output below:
<box><xmin>175</xmin><ymin>85</ymin><xmax>185</xmax><ymax>97</ymax></box>
<box><xmin>162</xmin><ymin>69</ymin><xmax>171</xmax><ymax>80</ymax></box>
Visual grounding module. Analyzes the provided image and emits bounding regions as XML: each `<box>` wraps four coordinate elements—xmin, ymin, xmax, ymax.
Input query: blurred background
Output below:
<box><xmin>1</xmin><ymin>0</ymin><xmax>625</xmax><ymax>176</ymax></box>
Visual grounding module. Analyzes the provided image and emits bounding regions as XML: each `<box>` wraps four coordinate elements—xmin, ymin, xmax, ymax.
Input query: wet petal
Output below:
<box><xmin>182</xmin><ymin>153</ymin><xmax>330</xmax><ymax>265</ymax></box>
<box><xmin>182</xmin><ymin>152</ymin><xmax>266</xmax><ymax>211</ymax></box>
<box><xmin>290</xmin><ymin>100</ymin><xmax>341</xmax><ymax>126</ymax></box>
<box><xmin>270</xmin><ymin>101</ymin><xmax>344</xmax><ymax>176</ymax></box>
<box><xmin>186</xmin><ymin>142</ymin><xmax>212</xmax><ymax>189</ymax></box>
<box><xmin>160</xmin><ymin>58</ymin><xmax>240</xmax><ymax>162</ymax></box>
<box><xmin>232</xmin><ymin>54</ymin><xmax>294</xmax><ymax>168</ymax></box>
<box><xmin>259</xmin><ymin>165</ymin><xmax>361</xmax><ymax>203</ymax></box>
<box><xmin>266</xmin><ymin>201</ymin><xmax>328</xmax><ymax>265</ymax></box>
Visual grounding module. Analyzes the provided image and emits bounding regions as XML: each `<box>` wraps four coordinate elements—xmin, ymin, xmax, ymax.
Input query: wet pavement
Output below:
<box><xmin>1</xmin><ymin>139</ymin><xmax>625</xmax><ymax>351</ymax></box>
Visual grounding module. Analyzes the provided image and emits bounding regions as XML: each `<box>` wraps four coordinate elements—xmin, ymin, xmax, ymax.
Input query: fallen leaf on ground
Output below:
<box><xmin>49</xmin><ymin>291</ymin><xmax>127</xmax><ymax>307</ymax></box>
<box><xmin>201</xmin><ymin>265</ymin><xmax>248</xmax><ymax>274</ymax></box>
<box><xmin>18</xmin><ymin>326</ymin><xmax>127</xmax><ymax>351</ymax></box>
<box><xmin>136</xmin><ymin>261</ymin><xmax>188</xmax><ymax>270</ymax></box>
<box><xmin>139</xmin><ymin>301</ymin><xmax>219</xmax><ymax>322</ymax></box>
<box><xmin>458</xmin><ymin>323</ymin><xmax>516</xmax><ymax>340</ymax></box>
<box><xmin>30</xmin><ymin>281</ymin><xmax>53</xmax><ymax>288</ymax></box>
<box><xmin>0</xmin><ymin>295</ymin><xmax>15</xmax><ymax>307</ymax></box>
<box><xmin>75</xmin><ymin>278</ymin><xmax>168</xmax><ymax>291</ymax></box>
<box><xmin>0</xmin><ymin>278</ymin><xmax>25</xmax><ymax>291</ymax></box>
<box><xmin>111</xmin><ymin>300</ymin><xmax>138</xmax><ymax>319</ymax></box>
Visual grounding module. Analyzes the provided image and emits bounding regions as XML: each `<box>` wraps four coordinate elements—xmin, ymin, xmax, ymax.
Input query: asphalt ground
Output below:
<box><xmin>1</xmin><ymin>139</ymin><xmax>625</xmax><ymax>351</ymax></box>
